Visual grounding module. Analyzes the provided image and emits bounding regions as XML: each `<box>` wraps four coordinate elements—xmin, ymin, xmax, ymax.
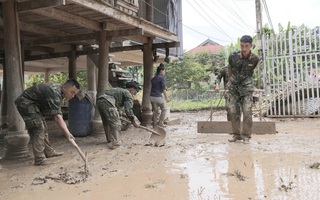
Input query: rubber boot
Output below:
<box><xmin>228</xmin><ymin>134</ymin><xmax>241</xmax><ymax>142</ymax></box>
<box><xmin>241</xmin><ymin>136</ymin><xmax>250</xmax><ymax>144</ymax></box>
<box><xmin>104</xmin><ymin>126</ymin><xmax>112</xmax><ymax>143</ymax></box>
<box><xmin>34</xmin><ymin>156</ymin><xmax>48</xmax><ymax>166</ymax></box>
<box><xmin>113</xmin><ymin>130</ymin><xmax>120</xmax><ymax>147</ymax></box>
<box><xmin>45</xmin><ymin>151</ymin><xmax>64</xmax><ymax>158</ymax></box>
<box><xmin>107</xmin><ymin>130</ymin><xmax>120</xmax><ymax>149</ymax></box>
<box><xmin>157</xmin><ymin>121</ymin><xmax>167</xmax><ymax>127</ymax></box>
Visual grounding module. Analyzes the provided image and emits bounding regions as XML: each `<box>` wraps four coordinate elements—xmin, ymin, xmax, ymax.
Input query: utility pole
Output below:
<box><xmin>255</xmin><ymin>0</ymin><xmax>263</xmax><ymax>89</ymax></box>
<box><xmin>255</xmin><ymin>0</ymin><xmax>263</xmax><ymax>121</ymax></box>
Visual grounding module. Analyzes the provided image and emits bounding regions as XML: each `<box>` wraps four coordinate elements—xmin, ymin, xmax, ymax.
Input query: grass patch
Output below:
<box><xmin>169</xmin><ymin>99</ymin><xmax>226</xmax><ymax>112</ymax></box>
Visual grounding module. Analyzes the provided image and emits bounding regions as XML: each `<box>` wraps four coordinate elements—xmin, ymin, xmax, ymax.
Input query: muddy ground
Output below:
<box><xmin>0</xmin><ymin>110</ymin><xmax>320</xmax><ymax>200</ymax></box>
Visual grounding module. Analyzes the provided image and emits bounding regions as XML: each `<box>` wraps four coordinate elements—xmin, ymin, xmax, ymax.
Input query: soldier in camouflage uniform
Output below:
<box><xmin>227</xmin><ymin>35</ymin><xmax>259</xmax><ymax>144</ymax></box>
<box><xmin>96</xmin><ymin>81</ymin><xmax>141</xmax><ymax>149</ymax></box>
<box><xmin>15</xmin><ymin>79</ymin><xmax>80</xmax><ymax>165</ymax></box>
<box><xmin>215</xmin><ymin>65</ymin><xmax>231</xmax><ymax>121</ymax></box>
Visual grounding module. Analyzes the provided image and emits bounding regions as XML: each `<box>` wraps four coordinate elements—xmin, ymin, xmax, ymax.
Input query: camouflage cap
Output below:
<box><xmin>125</xmin><ymin>81</ymin><xmax>141</xmax><ymax>92</ymax></box>
<box><xmin>240</xmin><ymin>35</ymin><xmax>253</xmax><ymax>43</ymax></box>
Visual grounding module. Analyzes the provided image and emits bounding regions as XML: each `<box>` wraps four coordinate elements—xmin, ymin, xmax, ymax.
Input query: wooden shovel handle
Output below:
<box><xmin>138</xmin><ymin>125</ymin><xmax>162</xmax><ymax>136</ymax></box>
<box><xmin>120</xmin><ymin>118</ymin><xmax>161</xmax><ymax>136</ymax></box>
<box><xmin>70</xmin><ymin>139</ymin><xmax>86</xmax><ymax>162</ymax></box>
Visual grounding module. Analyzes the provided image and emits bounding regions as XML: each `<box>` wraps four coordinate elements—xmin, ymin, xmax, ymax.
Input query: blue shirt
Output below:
<box><xmin>150</xmin><ymin>74</ymin><xmax>166</xmax><ymax>97</ymax></box>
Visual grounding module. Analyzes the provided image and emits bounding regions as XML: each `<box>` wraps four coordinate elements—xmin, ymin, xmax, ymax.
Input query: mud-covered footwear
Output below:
<box><xmin>34</xmin><ymin>158</ymin><xmax>49</xmax><ymax>166</ymax></box>
<box><xmin>242</xmin><ymin>137</ymin><xmax>250</xmax><ymax>144</ymax></box>
<box><xmin>107</xmin><ymin>141</ymin><xmax>120</xmax><ymax>149</ymax></box>
<box><xmin>113</xmin><ymin>141</ymin><xmax>121</xmax><ymax>147</ymax></box>
<box><xmin>106</xmin><ymin>142</ymin><xmax>114</xmax><ymax>149</ymax></box>
<box><xmin>228</xmin><ymin>135</ymin><xmax>241</xmax><ymax>142</ymax></box>
<box><xmin>157</xmin><ymin>121</ymin><xmax>167</xmax><ymax>128</ymax></box>
<box><xmin>46</xmin><ymin>151</ymin><xmax>64</xmax><ymax>158</ymax></box>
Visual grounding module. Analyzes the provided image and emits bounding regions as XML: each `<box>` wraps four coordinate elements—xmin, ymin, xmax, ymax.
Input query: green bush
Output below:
<box><xmin>168</xmin><ymin>99</ymin><xmax>226</xmax><ymax>112</ymax></box>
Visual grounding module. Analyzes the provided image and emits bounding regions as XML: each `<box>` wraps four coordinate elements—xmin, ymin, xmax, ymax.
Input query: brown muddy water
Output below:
<box><xmin>0</xmin><ymin>111</ymin><xmax>320</xmax><ymax>200</ymax></box>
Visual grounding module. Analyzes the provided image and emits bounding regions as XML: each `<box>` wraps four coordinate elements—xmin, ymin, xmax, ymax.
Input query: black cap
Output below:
<box><xmin>240</xmin><ymin>35</ymin><xmax>253</xmax><ymax>43</ymax></box>
<box><xmin>156</xmin><ymin>63</ymin><xmax>165</xmax><ymax>74</ymax></box>
<box><xmin>125</xmin><ymin>81</ymin><xmax>141</xmax><ymax>92</ymax></box>
<box><xmin>157</xmin><ymin>63</ymin><xmax>165</xmax><ymax>70</ymax></box>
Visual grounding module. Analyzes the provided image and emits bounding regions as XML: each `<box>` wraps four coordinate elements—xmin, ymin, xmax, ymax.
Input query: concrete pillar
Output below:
<box><xmin>2</xmin><ymin>0</ymin><xmax>30</xmax><ymax>160</ymax></box>
<box><xmin>141</xmin><ymin>37</ymin><xmax>153</xmax><ymax>125</ymax></box>
<box><xmin>68</xmin><ymin>45</ymin><xmax>77</xmax><ymax>79</ymax></box>
<box><xmin>91</xmin><ymin>31</ymin><xmax>110</xmax><ymax>133</ymax></box>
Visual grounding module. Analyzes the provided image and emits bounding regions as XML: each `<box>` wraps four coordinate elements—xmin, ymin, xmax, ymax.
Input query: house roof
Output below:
<box><xmin>197</xmin><ymin>38</ymin><xmax>220</xmax><ymax>47</ymax></box>
<box><xmin>187</xmin><ymin>38</ymin><xmax>224</xmax><ymax>55</ymax></box>
<box><xmin>0</xmin><ymin>0</ymin><xmax>179</xmax><ymax>72</ymax></box>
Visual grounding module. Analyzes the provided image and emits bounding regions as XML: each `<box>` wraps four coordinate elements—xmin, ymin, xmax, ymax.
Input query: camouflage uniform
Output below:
<box><xmin>215</xmin><ymin>65</ymin><xmax>231</xmax><ymax>121</ymax></box>
<box><xmin>96</xmin><ymin>88</ymin><xmax>136</xmax><ymax>143</ymax></box>
<box><xmin>216</xmin><ymin>65</ymin><xmax>229</xmax><ymax>89</ymax></box>
<box><xmin>15</xmin><ymin>83</ymin><xmax>64</xmax><ymax>164</ymax></box>
<box><xmin>228</xmin><ymin>52</ymin><xmax>259</xmax><ymax>139</ymax></box>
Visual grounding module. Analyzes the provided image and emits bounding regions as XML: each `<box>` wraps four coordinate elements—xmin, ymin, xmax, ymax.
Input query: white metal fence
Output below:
<box><xmin>263</xmin><ymin>27</ymin><xmax>320</xmax><ymax>117</ymax></box>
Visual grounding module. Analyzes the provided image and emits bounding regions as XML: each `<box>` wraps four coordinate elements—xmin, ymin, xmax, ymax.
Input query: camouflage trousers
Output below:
<box><xmin>96</xmin><ymin>96</ymin><xmax>121</xmax><ymax>143</ymax></box>
<box><xmin>150</xmin><ymin>96</ymin><xmax>168</xmax><ymax>127</ymax></box>
<box><xmin>223</xmin><ymin>91</ymin><xmax>231</xmax><ymax>121</ymax></box>
<box><xmin>227</xmin><ymin>92</ymin><xmax>253</xmax><ymax>138</ymax></box>
<box><xmin>15</xmin><ymin>97</ymin><xmax>56</xmax><ymax>162</ymax></box>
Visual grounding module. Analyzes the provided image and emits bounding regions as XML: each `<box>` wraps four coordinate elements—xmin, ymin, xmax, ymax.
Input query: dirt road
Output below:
<box><xmin>1</xmin><ymin>111</ymin><xmax>320</xmax><ymax>200</ymax></box>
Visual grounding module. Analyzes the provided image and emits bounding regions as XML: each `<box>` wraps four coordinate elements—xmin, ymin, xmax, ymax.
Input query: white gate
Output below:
<box><xmin>262</xmin><ymin>27</ymin><xmax>320</xmax><ymax>117</ymax></box>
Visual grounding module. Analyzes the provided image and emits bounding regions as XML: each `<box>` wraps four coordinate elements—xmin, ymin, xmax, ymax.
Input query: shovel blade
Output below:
<box><xmin>150</xmin><ymin>126</ymin><xmax>166</xmax><ymax>144</ymax></box>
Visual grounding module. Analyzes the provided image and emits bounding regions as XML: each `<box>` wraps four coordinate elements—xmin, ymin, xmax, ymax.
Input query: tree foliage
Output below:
<box><xmin>25</xmin><ymin>71</ymin><xmax>88</xmax><ymax>90</ymax></box>
<box><xmin>165</xmin><ymin>50</ymin><xmax>225</xmax><ymax>91</ymax></box>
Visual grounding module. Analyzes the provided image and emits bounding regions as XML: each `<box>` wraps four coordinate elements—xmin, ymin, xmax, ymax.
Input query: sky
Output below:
<box><xmin>182</xmin><ymin>0</ymin><xmax>320</xmax><ymax>51</ymax></box>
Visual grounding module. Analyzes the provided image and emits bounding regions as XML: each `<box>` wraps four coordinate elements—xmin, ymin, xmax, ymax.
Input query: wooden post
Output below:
<box><xmin>87</xmin><ymin>55</ymin><xmax>96</xmax><ymax>91</ymax></box>
<box><xmin>0</xmin><ymin>58</ymin><xmax>8</xmax><ymax>127</ymax></box>
<box><xmin>91</xmin><ymin>31</ymin><xmax>110</xmax><ymax>133</ymax></box>
<box><xmin>2</xmin><ymin>0</ymin><xmax>30</xmax><ymax>160</ymax></box>
<box><xmin>97</xmin><ymin>31</ymin><xmax>109</xmax><ymax>96</ymax></box>
<box><xmin>44</xmin><ymin>69</ymin><xmax>50</xmax><ymax>83</ymax></box>
<box><xmin>86</xmin><ymin>55</ymin><xmax>97</xmax><ymax>135</ymax></box>
<box><xmin>68</xmin><ymin>45</ymin><xmax>77</xmax><ymax>79</ymax></box>
<box><xmin>141</xmin><ymin>37</ymin><xmax>153</xmax><ymax>125</ymax></box>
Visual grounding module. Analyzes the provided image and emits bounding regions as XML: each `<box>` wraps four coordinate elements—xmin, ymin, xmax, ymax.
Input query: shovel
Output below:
<box><xmin>121</xmin><ymin>118</ymin><xmax>166</xmax><ymax>144</ymax></box>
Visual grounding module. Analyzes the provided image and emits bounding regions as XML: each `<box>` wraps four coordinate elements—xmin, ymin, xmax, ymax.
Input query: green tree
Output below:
<box><xmin>165</xmin><ymin>51</ymin><xmax>221</xmax><ymax>91</ymax></box>
<box><xmin>25</xmin><ymin>71</ymin><xmax>88</xmax><ymax>90</ymax></box>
